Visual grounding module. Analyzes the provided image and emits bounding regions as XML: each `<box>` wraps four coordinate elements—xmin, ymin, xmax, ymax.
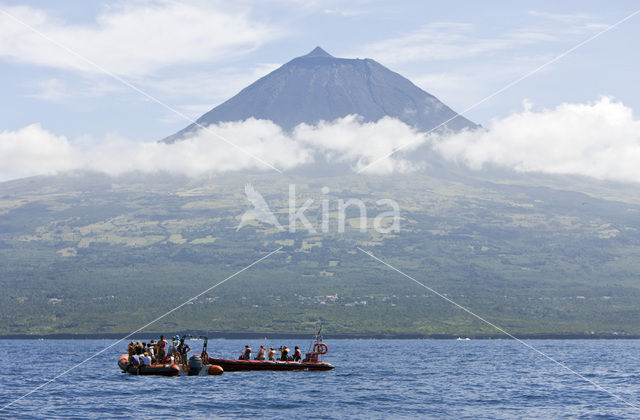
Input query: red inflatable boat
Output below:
<box><xmin>118</xmin><ymin>331</ymin><xmax>334</xmax><ymax>375</ymax></box>
<box><xmin>205</xmin><ymin>357</ymin><xmax>334</xmax><ymax>371</ymax></box>
<box><xmin>211</xmin><ymin>330</ymin><xmax>334</xmax><ymax>371</ymax></box>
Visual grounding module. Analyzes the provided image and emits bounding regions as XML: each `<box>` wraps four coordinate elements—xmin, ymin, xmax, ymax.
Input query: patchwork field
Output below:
<box><xmin>2</xmin><ymin>170</ymin><xmax>640</xmax><ymax>337</ymax></box>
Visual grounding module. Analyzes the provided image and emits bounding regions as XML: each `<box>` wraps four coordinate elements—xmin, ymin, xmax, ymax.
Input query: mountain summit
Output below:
<box><xmin>164</xmin><ymin>47</ymin><xmax>477</xmax><ymax>142</ymax></box>
<box><xmin>303</xmin><ymin>46</ymin><xmax>333</xmax><ymax>58</ymax></box>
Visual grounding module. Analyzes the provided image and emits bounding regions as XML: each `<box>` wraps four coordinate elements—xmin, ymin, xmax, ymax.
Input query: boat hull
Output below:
<box><xmin>207</xmin><ymin>357</ymin><xmax>334</xmax><ymax>371</ymax></box>
<box><xmin>123</xmin><ymin>364</ymin><xmax>181</xmax><ymax>376</ymax></box>
<box><xmin>118</xmin><ymin>355</ymin><xmax>181</xmax><ymax>376</ymax></box>
<box><xmin>118</xmin><ymin>355</ymin><xmax>223</xmax><ymax>376</ymax></box>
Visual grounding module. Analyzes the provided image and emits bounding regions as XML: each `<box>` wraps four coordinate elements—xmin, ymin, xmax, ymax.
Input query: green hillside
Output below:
<box><xmin>2</xmin><ymin>171</ymin><xmax>640</xmax><ymax>337</ymax></box>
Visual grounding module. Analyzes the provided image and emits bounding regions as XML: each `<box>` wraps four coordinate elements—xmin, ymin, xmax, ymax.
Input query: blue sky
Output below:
<box><xmin>0</xmin><ymin>0</ymin><xmax>637</xmax><ymax>142</ymax></box>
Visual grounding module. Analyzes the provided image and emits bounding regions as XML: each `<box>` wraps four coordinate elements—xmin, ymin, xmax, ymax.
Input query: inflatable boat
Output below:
<box><xmin>118</xmin><ymin>355</ymin><xmax>180</xmax><ymax>376</ymax></box>
<box><xmin>118</xmin><ymin>354</ymin><xmax>224</xmax><ymax>376</ymax></box>
<box><xmin>119</xmin><ymin>335</ymin><xmax>224</xmax><ymax>376</ymax></box>
<box><xmin>119</xmin><ymin>330</ymin><xmax>333</xmax><ymax>375</ymax></box>
<box><xmin>206</xmin><ymin>357</ymin><xmax>334</xmax><ymax>371</ymax></box>
<box><xmin>211</xmin><ymin>330</ymin><xmax>334</xmax><ymax>371</ymax></box>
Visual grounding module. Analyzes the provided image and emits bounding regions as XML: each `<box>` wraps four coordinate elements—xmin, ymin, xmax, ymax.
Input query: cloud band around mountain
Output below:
<box><xmin>1</xmin><ymin>98</ymin><xmax>639</xmax><ymax>183</ymax></box>
<box><xmin>434</xmin><ymin>97</ymin><xmax>640</xmax><ymax>182</ymax></box>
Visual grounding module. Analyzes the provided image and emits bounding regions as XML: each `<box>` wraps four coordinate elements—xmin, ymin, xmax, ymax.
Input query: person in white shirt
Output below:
<box><xmin>140</xmin><ymin>353</ymin><xmax>152</xmax><ymax>366</ymax></box>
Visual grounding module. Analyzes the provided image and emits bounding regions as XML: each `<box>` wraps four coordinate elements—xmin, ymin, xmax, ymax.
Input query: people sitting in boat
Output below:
<box><xmin>239</xmin><ymin>345</ymin><xmax>252</xmax><ymax>360</ymax></box>
<box><xmin>140</xmin><ymin>352</ymin><xmax>152</xmax><ymax>367</ymax></box>
<box><xmin>280</xmin><ymin>346</ymin><xmax>290</xmax><ymax>361</ymax></box>
<box><xmin>129</xmin><ymin>353</ymin><xmax>141</xmax><ymax>368</ymax></box>
<box><xmin>255</xmin><ymin>346</ymin><xmax>266</xmax><ymax>360</ymax></box>
<box><xmin>127</xmin><ymin>342</ymin><xmax>135</xmax><ymax>356</ymax></box>
<box><xmin>177</xmin><ymin>338</ymin><xmax>191</xmax><ymax>364</ymax></box>
<box><xmin>268</xmin><ymin>347</ymin><xmax>276</xmax><ymax>361</ymax></box>
<box><xmin>293</xmin><ymin>346</ymin><xmax>302</xmax><ymax>361</ymax></box>
<box><xmin>142</xmin><ymin>343</ymin><xmax>150</xmax><ymax>361</ymax></box>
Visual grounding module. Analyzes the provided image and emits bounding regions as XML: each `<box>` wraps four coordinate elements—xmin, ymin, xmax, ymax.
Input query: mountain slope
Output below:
<box><xmin>164</xmin><ymin>47</ymin><xmax>477</xmax><ymax>142</ymax></box>
<box><xmin>2</xmin><ymin>171</ymin><xmax>640</xmax><ymax>337</ymax></box>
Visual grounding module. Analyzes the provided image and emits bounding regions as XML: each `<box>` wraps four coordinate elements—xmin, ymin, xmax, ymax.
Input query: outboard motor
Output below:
<box><xmin>188</xmin><ymin>354</ymin><xmax>203</xmax><ymax>376</ymax></box>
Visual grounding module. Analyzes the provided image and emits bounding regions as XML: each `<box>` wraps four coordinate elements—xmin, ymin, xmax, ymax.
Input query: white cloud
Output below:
<box><xmin>528</xmin><ymin>11</ymin><xmax>600</xmax><ymax>25</ymax></box>
<box><xmin>26</xmin><ymin>78</ymin><xmax>68</xmax><ymax>101</ymax></box>
<box><xmin>294</xmin><ymin>115</ymin><xmax>427</xmax><ymax>173</ymax></box>
<box><xmin>359</xmin><ymin>22</ymin><xmax>515</xmax><ymax>64</ymax></box>
<box><xmin>524</xmin><ymin>11</ymin><xmax>609</xmax><ymax>36</ymax></box>
<box><xmin>0</xmin><ymin>120</ymin><xmax>309</xmax><ymax>180</ymax></box>
<box><xmin>359</xmin><ymin>14</ymin><xmax>607</xmax><ymax>66</ymax></box>
<box><xmin>4</xmin><ymin>99</ymin><xmax>640</xmax><ymax>183</ymax></box>
<box><xmin>0</xmin><ymin>124</ymin><xmax>80</xmax><ymax>179</ymax></box>
<box><xmin>0</xmin><ymin>1</ymin><xmax>280</xmax><ymax>77</ymax></box>
<box><xmin>435</xmin><ymin>97</ymin><xmax>640</xmax><ymax>183</ymax></box>
<box><xmin>322</xmin><ymin>8</ymin><xmax>369</xmax><ymax>17</ymax></box>
<box><xmin>85</xmin><ymin>119</ymin><xmax>313</xmax><ymax>175</ymax></box>
<box><xmin>0</xmin><ymin>116</ymin><xmax>427</xmax><ymax>180</ymax></box>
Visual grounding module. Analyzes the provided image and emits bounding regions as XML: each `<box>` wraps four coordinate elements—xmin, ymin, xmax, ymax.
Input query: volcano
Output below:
<box><xmin>163</xmin><ymin>47</ymin><xmax>477</xmax><ymax>142</ymax></box>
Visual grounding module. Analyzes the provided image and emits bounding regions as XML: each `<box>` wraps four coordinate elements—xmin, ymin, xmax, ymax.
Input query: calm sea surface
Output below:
<box><xmin>1</xmin><ymin>339</ymin><xmax>640</xmax><ymax>419</ymax></box>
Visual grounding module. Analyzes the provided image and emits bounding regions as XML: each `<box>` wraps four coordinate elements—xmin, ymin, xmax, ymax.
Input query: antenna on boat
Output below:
<box><xmin>303</xmin><ymin>325</ymin><xmax>328</xmax><ymax>362</ymax></box>
<box><xmin>310</xmin><ymin>325</ymin><xmax>323</xmax><ymax>349</ymax></box>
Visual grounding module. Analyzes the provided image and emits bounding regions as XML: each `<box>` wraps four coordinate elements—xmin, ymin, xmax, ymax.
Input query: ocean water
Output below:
<box><xmin>1</xmin><ymin>339</ymin><xmax>640</xmax><ymax>419</ymax></box>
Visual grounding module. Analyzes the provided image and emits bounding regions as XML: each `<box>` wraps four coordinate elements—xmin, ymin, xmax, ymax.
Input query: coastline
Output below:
<box><xmin>0</xmin><ymin>331</ymin><xmax>637</xmax><ymax>340</ymax></box>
